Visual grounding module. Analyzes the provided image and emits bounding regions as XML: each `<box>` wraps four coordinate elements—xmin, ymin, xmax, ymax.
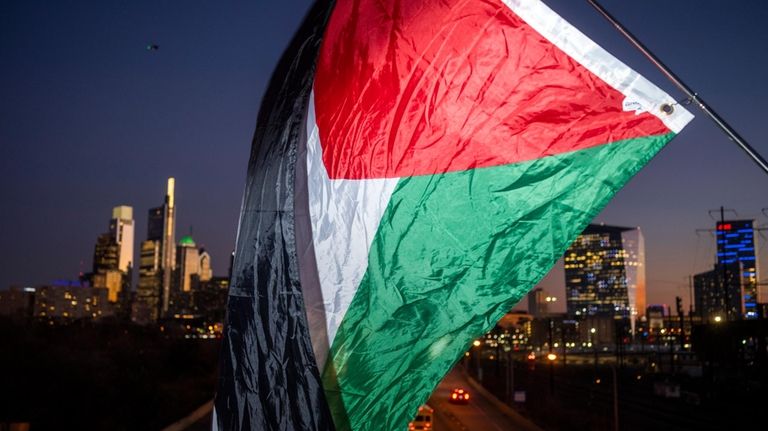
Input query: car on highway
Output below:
<box><xmin>449</xmin><ymin>388</ymin><xmax>470</xmax><ymax>404</ymax></box>
<box><xmin>408</xmin><ymin>404</ymin><xmax>433</xmax><ymax>430</ymax></box>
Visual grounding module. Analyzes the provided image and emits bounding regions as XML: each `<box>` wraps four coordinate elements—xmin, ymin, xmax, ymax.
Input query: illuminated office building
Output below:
<box><xmin>93</xmin><ymin>233</ymin><xmax>119</xmax><ymax>273</ymax></box>
<box><xmin>715</xmin><ymin>220</ymin><xmax>759</xmax><ymax>319</ymax></box>
<box><xmin>33</xmin><ymin>281</ymin><xmax>112</xmax><ymax>323</ymax></box>
<box><xmin>91</xmin><ymin>206</ymin><xmax>134</xmax><ymax>304</ymax></box>
<box><xmin>134</xmin><ymin>239</ymin><xmax>162</xmax><ymax>323</ymax></box>
<box><xmin>160</xmin><ymin>178</ymin><xmax>176</xmax><ymax>314</ymax></box>
<box><xmin>110</xmin><ymin>205</ymin><xmax>134</xmax><ymax>272</ymax></box>
<box><xmin>199</xmin><ymin>249</ymin><xmax>213</xmax><ymax>283</ymax></box>
<box><xmin>176</xmin><ymin>235</ymin><xmax>200</xmax><ymax>293</ymax></box>
<box><xmin>133</xmin><ymin>178</ymin><xmax>176</xmax><ymax>323</ymax></box>
<box><xmin>694</xmin><ymin>264</ymin><xmax>741</xmax><ymax>323</ymax></box>
<box><xmin>564</xmin><ymin>224</ymin><xmax>646</xmax><ymax>331</ymax></box>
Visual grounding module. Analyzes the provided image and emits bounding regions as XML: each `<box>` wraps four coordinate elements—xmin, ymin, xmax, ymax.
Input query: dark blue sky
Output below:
<box><xmin>2</xmin><ymin>0</ymin><xmax>768</xmax><ymax>310</ymax></box>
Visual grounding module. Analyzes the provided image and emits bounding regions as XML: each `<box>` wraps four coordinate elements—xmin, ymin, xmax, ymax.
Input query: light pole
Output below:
<box><xmin>610</xmin><ymin>363</ymin><xmax>619</xmax><ymax>431</ymax></box>
<box><xmin>506</xmin><ymin>349</ymin><xmax>515</xmax><ymax>404</ymax></box>
<box><xmin>547</xmin><ymin>318</ymin><xmax>556</xmax><ymax>394</ymax></box>
<box><xmin>547</xmin><ymin>352</ymin><xmax>557</xmax><ymax>395</ymax></box>
<box><xmin>591</xmin><ymin>327</ymin><xmax>598</xmax><ymax>369</ymax></box>
<box><xmin>472</xmin><ymin>339</ymin><xmax>482</xmax><ymax>381</ymax></box>
<box><xmin>561</xmin><ymin>323</ymin><xmax>567</xmax><ymax>367</ymax></box>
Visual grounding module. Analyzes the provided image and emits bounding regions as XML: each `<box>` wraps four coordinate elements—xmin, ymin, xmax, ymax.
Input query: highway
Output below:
<box><xmin>425</xmin><ymin>367</ymin><xmax>543</xmax><ymax>431</ymax></box>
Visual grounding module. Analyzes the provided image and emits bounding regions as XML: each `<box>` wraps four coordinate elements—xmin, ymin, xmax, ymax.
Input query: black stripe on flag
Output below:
<box><xmin>214</xmin><ymin>1</ymin><xmax>337</xmax><ymax>430</ymax></box>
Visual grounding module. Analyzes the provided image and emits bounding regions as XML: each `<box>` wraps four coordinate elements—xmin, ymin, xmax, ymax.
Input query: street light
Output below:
<box><xmin>547</xmin><ymin>352</ymin><xmax>557</xmax><ymax>394</ymax></box>
<box><xmin>472</xmin><ymin>339</ymin><xmax>482</xmax><ymax>380</ymax></box>
<box><xmin>713</xmin><ymin>315</ymin><xmax>723</xmax><ymax>323</ymax></box>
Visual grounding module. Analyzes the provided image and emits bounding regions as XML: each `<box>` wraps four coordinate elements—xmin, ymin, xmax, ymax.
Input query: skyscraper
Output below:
<box><xmin>176</xmin><ymin>235</ymin><xmax>200</xmax><ymax>293</ymax></box>
<box><xmin>715</xmin><ymin>220</ymin><xmax>759</xmax><ymax>319</ymax></box>
<box><xmin>199</xmin><ymin>249</ymin><xmax>213</xmax><ymax>283</ymax></box>
<box><xmin>134</xmin><ymin>238</ymin><xmax>161</xmax><ymax>323</ymax></box>
<box><xmin>110</xmin><ymin>205</ymin><xmax>134</xmax><ymax>272</ymax></box>
<box><xmin>93</xmin><ymin>233</ymin><xmax>119</xmax><ymax>273</ymax></box>
<box><xmin>133</xmin><ymin>178</ymin><xmax>176</xmax><ymax>324</ymax></box>
<box><xmin>694</xmin><ymin>264</ymin><xmax>741</xmax><ymax>323</ymax></box>
<box><xmin>161</xmin><ymin>178</ymin><xmax>176</xmax><ymax>313</ymax></box>
<box><xmin>564</xmin><ymin>224</ymin><xmax>646</xmax><ymax>330</ymax></box>
<box><xmin>90</xmin><ymin>206</ymin><xmax>134</xmax><ymax>305</ymax></box>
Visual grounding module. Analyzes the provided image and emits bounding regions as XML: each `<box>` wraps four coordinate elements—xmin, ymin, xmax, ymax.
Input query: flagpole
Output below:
<box><xmin>586</xmin><ymin>0</ymin><xmax>768</xmax><ymax>176</ymax></box>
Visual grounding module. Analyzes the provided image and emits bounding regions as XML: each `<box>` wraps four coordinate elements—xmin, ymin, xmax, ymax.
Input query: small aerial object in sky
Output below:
<box><xmin>146</xmin><ymin>44</ymin><xmax>159</xmax><ymax>51</ymax></box>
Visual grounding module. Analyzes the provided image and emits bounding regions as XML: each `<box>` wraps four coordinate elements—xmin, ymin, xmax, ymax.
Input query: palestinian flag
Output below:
<box><xmin>214</xmin><ymin>0</ymin><xmax>693</xmax><ymax>430</ymax></box>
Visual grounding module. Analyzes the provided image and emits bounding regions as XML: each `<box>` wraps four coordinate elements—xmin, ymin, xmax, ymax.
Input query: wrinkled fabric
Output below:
<box><xmin>213</xmin><ymin>1</ymin><xmax>336</xmax><ymax>430</ymax></box>
<box><xmin>313</xmin><ymin>0</ymin><xmax>686</xmax><ymax>180</ymax></box>
<box><xmin>307</xmin><ymin>1</ymin><xmax>691</xmax><ymax>430</ymax></box>
<box><xmin>323</xmin><ymin>134</ymin><xmax>674</xmax><ymax>430</ymax></box>
<box><xmin>216</xmin><ymin>0</ymin><xmax>693</xmax><ymax>430</ymax></box>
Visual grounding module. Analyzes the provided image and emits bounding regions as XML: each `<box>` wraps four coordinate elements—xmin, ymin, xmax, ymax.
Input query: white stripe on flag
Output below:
<box><xmin>503</xmin><ymin>0</ymin><xmax>693</xmax><ymax>133</ymax></box>
<box><xmin>306</xmin><ymin>92</ymin><xmax>400</xmax><ymax>360</ymax></box>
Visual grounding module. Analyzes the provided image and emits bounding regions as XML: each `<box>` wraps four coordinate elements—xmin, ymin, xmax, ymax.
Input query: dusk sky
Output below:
<box><xmin>2</xmin><ymin>0</ymin><xmax>768</xmax><ymax>311</ymax></box>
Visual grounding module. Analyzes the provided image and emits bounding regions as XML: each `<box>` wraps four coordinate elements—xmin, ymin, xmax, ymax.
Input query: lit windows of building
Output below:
<box><xmin>714</xmin><ymin>220</ymin><xmax>759</xmax><ymax>319</ymax></box>
<box><xmin>30</xmin><ymin>281</ymin><xmax>112</xmax><ymax>324</ymax></box>
<box><xmin>564</xmin><ymin>224</ymin><xmax>646</xmax><ymax>335</ymax></box>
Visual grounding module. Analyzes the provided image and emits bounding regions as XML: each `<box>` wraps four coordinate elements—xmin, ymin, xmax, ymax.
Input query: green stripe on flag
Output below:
<box><xmin>323</xmin><ymin>133</ymin><xmax>674</xmax><ymax>430</ymax></box>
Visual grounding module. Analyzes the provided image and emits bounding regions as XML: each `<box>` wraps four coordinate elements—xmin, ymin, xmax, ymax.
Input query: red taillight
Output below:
<box><xmin>464</xmin><ymin>394</ymin><xmax>469</xmax><ymax>400</ymax></box>
<box><xmin>451</xmin><ymin>393</ymin><xmax>457</xmax><ymax>399</ymax></box>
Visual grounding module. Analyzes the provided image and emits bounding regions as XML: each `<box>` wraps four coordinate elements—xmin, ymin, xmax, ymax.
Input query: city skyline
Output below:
<box><xmin>2</xmin><ymin>0</ymin><xmax>768</xmax><ymax>311</ymax></box>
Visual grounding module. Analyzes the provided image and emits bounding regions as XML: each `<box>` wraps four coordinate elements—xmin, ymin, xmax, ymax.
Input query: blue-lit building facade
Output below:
<box><xmin>716</xmin><ymin>220</ymin><xmax>759</xmax><ymax>319</ymax></box>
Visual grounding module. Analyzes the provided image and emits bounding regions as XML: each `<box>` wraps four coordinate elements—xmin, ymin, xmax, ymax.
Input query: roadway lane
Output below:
<box><xmin>426</xmin><ymin>367</ymin><xmax>543</xmax><ymax>431</ymax></box>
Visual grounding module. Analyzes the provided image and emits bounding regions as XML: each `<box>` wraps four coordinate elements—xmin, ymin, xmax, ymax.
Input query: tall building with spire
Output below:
<box><xmin>133</xmin><ymin>178</ymin><xmax>176</xmax><ymax>324</ymax></box>
<box><xmin>160</xmin><ymin>178</ymin><xmax>176</xmax><ymax>314</ymax></box>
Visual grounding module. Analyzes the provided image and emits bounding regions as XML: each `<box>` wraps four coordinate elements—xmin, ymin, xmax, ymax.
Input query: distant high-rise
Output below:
<box><xmin>199</xmin><ymin>249</ymin><xmax>213</xmax><ymax>283</ymax></box>
<box><xmin>91</xmin><ymin>205</ymin><xmax>134</xmax><ymax>304</ymax></box>
<box><xmin>133</xmin><ymin>178</ymin><xmax>176</xmax><ymax>324</ymax></box>
<box><xmin>694</xmin><ymin>264</ymin><xmax>741</xmax><ymax>323</ymax></box>
<box><xmin>110</xmin><ymin>205</ymin><xmax>134</xmax><ymax>272</ymax></box>
<box><xmin>134</xmin><ymin>239</ymin><xmax>162</xmax><ymax>323</ymax></box>
<box><xmin>527</xmin><ymin>287</ymin><xmax>557</xmax><ymax>318</ymax></box>
<box><xmin>177</xmin><ymin>235</ymin><xmax>200</xmax><ymax>293</ymax></box>
<box><xmin>715</xmin><ymin>220</ymin><xmax>759</xmax><ymax>319</ymax></box>
<box><xmin>564</xmin><ymin>224</ymin><xmax>646</xmax><ymax>329</ymax></box>
<box><xmin>161</xmin><ymin>178</ymin><xmax>176</xmax><ymax>314</ymax></box>
<box><xmin>93</xmin><ymin>233</ymin><xmax>119</xmax><ymax>273</ymax></box>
